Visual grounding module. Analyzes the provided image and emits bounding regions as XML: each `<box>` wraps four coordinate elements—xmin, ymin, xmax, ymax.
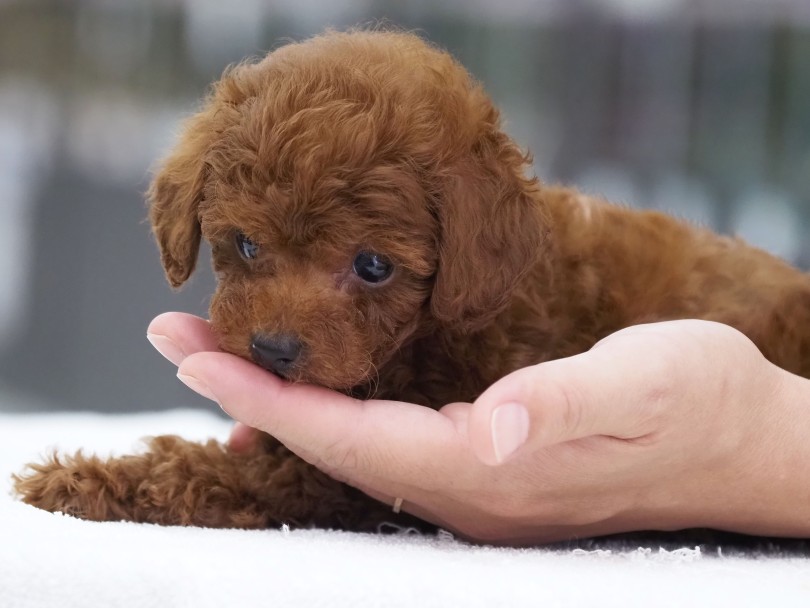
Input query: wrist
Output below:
<box><xmin>702</xmin><ymin>366</ymin><xmax>810</xmax><ymax>538</ymax></box>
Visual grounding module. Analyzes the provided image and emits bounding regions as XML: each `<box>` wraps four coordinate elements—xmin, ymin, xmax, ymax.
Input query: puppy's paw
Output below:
<box><xmin>11</xmin><ymin>436</ymin><xmax>273</xmax><ymax>527</ymax></box>
<box><xmin>13</xmin><ymin>435</ymin><xmax>434</xmax><ymax>533</ymax></box>
<box><xmin>12</xmin><ymin>451</ymin><xmax>133</xmax><ymax>521</ymax></box>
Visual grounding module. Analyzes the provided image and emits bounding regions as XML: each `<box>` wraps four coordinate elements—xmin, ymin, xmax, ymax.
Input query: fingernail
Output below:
<box><xmin>491</xmin><ymin>402</ymin><xmax>530</xmax><ymax>464</ymax></box>
<box><xmin>147</xmin><ymin>333</ymin><xmax>185</xmax><ymax>366</ymax></box>
<box><xmin>177</xmin><ymin>372</ymin><xmax>218</xmax><ymax>403</ymax></box>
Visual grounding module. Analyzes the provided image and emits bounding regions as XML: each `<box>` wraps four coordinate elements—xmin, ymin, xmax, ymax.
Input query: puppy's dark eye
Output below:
<box><xmin>236</xmin><ymin>232</ymin><xmax>259</xmax><ymax>260</ymax></box>
<box><xmin>352</xmin><ymin>251</ymin><xmax>393</xmax><ymax>283</ymax></box>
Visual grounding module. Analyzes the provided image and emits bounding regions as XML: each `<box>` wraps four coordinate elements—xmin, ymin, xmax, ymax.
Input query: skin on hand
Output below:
<box><xmin>147</xmin><ymin>312</ymin><xmax>810</xmax><ymax>545</ymax></box>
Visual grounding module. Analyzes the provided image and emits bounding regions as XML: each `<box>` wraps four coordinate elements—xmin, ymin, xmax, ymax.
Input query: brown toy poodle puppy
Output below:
<box><xmin>14</xmin><ymin>29</ymin><xmax>810</xmax><ymax>533</ymax></box>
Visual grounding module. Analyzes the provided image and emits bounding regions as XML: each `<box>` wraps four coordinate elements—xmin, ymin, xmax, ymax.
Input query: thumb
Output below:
<box><xmin>468</xmin><ymin>330</ymin><xmax>683</xmax><ymax>465</ymax></box>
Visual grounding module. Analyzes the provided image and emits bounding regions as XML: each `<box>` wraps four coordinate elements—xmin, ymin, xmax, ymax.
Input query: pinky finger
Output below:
<box><xmin>348</xmin><ymin>481</ymin><xmax>452</xmax><ymax>532</ymax></box>
<box><xmin>227</xmin><ymin>422</ymin><xmax>261</xmax><ymax>453</ymax></box>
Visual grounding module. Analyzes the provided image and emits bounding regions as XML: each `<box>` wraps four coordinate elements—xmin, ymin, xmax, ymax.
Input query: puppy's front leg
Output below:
<box><xmin>14</xmin><ymin>434</ymin><xmax>420</xmax><ymax>531</ymax></box>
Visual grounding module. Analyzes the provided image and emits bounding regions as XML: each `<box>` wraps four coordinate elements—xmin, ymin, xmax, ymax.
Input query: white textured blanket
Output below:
<box><xmin>1</xmin><ymin>410</ymin><xmax>809</xmax><ymax>607</ymax></box>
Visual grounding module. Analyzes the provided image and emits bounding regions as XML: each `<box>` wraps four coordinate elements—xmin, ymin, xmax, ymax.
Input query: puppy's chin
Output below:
<box><xmin>271</xmin><ymin>366</ymin><xmax>374</xmax><ymax>392</ymax></box>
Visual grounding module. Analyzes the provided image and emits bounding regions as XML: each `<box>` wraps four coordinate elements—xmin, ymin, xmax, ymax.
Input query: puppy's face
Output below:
<box><xmin>149</xmin><ymin>31</ymin><xmax>544</xmax><ymax>391</ymax></box>
<box><xmin>201</xmin><ymin>155</ymin><xmax>438</xmax><ymax>389</ymax></box>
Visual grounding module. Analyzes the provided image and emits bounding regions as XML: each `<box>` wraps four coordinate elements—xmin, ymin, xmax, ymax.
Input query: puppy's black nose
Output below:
<box><xmin>250</xmin><ymin>333</ymin><xmax>303</xmax><ymax>378</ymax></box>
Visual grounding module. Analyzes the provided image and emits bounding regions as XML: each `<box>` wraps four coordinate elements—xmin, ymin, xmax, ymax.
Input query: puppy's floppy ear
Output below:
<box><xmin>430</xmin><ymin>122</ymin><xmax>547</xmax><ymax>333</ymax></box>
<box><xmin>147</xmin><ymin>108</ymin><xmax>215</xmax><ymax>289</ymax></box>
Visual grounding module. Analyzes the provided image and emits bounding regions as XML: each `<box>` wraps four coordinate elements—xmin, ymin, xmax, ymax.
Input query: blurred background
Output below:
<box><xmin>0</xmin><ymin>0</ymin><xmax>808</xmax><ymax>413</ymax></box>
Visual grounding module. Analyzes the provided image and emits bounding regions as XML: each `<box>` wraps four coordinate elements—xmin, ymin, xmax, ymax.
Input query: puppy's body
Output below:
<box><xmin>382</xmin><ymin>190</ymin><xmax>810</xmax><ymax>408</ymax></box>
<box><xmin>15</xmin><ymin>30</ymin><xmax>810</xmax><ymax>535</ymax></box>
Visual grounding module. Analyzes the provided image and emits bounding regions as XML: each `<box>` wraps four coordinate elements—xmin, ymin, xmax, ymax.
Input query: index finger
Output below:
<box><xmin>147</xmin><ymin>312</ymin><xmax>219</xmax><ymax>365</ymax></box>
<box><xmin>177</xmin><ymin>351</ymin><xmax>470</xmax><ymax>489</ymax></box>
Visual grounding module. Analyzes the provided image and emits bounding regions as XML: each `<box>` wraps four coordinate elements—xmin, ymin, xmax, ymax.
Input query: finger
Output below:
<box><xmin>177</xmin><ymin>351</ymin><xmax>470</xmax><ymax>489</ymax></box>
<box><xmin>469</xmin><ymin>327</ymin><xmax>687</xmax><ymax>465</ymax></box>
<box><xmin>350</xmin><ymin>481</ymin><xmax>452</xmax><ymax>531</ymax></box>
<box><xmin>146</xmin><ymin>312</ymin><xmax>218</xmax><ymax>365</ymax></box>
<box><xmin>228</xmin><ymin>422</ymin><xmax>261</xmax><ymax>453</ymax></box>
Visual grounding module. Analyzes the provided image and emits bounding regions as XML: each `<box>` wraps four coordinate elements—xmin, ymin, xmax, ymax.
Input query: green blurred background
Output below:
<box><xmin>0</xmin><ymin>0</ymin><xmax>808</xmax><ymax>412</ymax></box>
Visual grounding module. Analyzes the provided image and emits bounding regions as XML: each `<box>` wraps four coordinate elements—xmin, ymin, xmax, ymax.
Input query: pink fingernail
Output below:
<box><xmin>147</xmin><ymin>333</ymin><xmax>185</xmax><ymax>366</ymax></box>
<box><xmin>177</xmin><ymin>372</ymin><xmax>218</xmax><ymax>403</ymax></box>
<box><xmin>491</xmin><ymin>402</ymin><xmax>529</xmax><ymax>464</ymax></box>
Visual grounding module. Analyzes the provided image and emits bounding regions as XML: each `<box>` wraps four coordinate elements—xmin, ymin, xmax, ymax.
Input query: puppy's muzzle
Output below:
<box><xmin>250</xmin><ymin>333</ymin><xmax>303</xmax><ymax>379</ymax></box>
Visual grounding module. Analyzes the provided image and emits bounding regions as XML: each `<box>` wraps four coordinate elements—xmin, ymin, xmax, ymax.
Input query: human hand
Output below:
<box><xmin>147</xmin><ymin>313</ymin><xmax>810</xmax><ymax>544</ymax></box>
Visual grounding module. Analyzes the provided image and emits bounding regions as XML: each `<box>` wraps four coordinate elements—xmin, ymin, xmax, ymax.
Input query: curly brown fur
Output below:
<box><xmin>15</xmin><ymin>29</ymin><xmax>810</xmax><ymax>532</ymax></box>
<box><xmin>13</xmin><ymin>434</ymin><xmax>422</xmax><ymax>531</ymax></box>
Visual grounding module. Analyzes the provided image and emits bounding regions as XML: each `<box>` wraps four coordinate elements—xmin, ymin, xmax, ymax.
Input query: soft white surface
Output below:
<box><xmin>1</xmin><ymin>410</ymin><xmax>809</xmax><ymax>607</ymax></box>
